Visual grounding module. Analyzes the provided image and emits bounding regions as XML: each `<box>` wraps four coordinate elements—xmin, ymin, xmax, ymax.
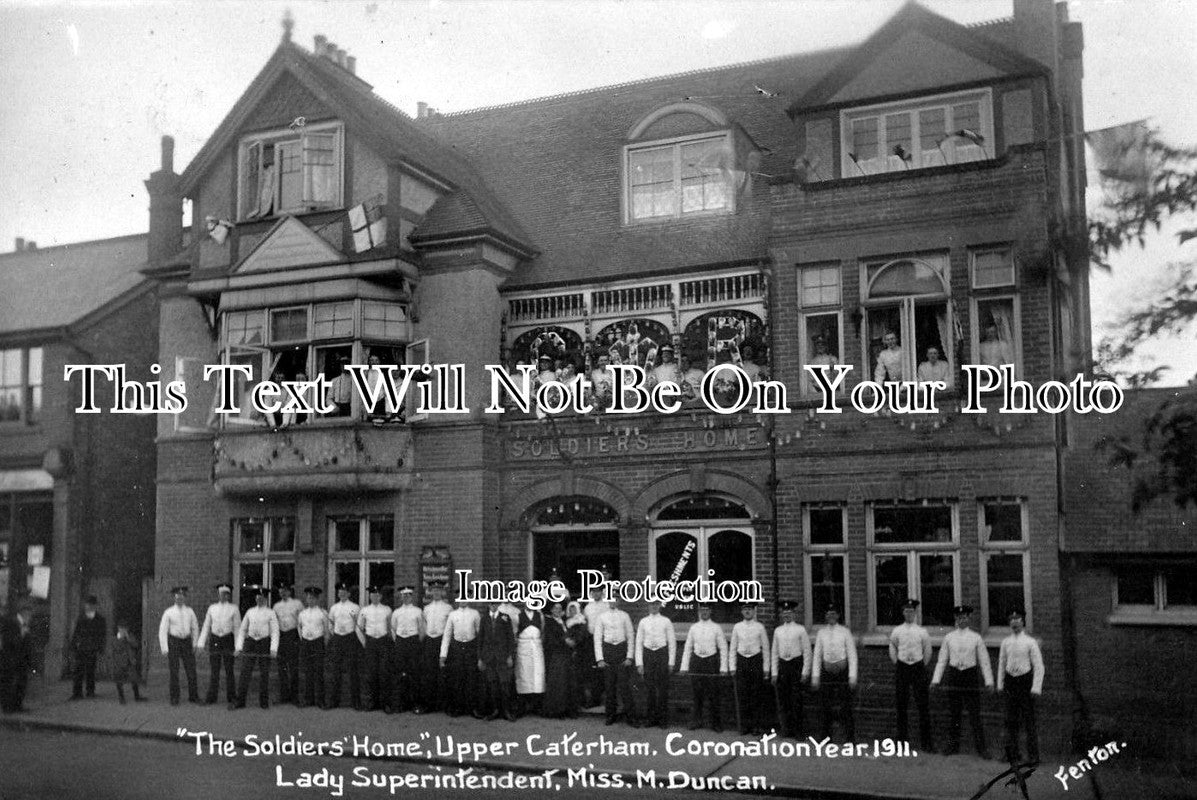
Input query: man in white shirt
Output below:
<box><xmin>582</xmin><ymin>578</ymin><xmax>612</xmax><ymax>708</ymax></box>
<box><xmin>998</xmin><ymin>610</ymin><xmax>1044</xmax><ymax>764</ymax></box>
<box><xmin>357</xmin><ymin>584</ymin><xmax>393</xmax><ymax>712</ymax></box>
<box><xmin>297</xmin><ymin>586</ymin><xmax>329</xmax><ymax>708</ymax></box>
<box><xmin>931</xmin><ymin>604</ymin><xmax>993</xmax><ymax>758</ymax></box>
<box><xmin>198</xmin><ymin>583</ymin><xmax>240</xmax><ymax>706</ymax></box>
<box><xmin>390</xmin><ymin>586</ymin><xmax>425</xmax><ymax>714</ymax></box>
<box><xmin>648</xmin><ymin>345</ymin><xmax>681</xmax><ymax>389</ymax></box>
<box><xmin>439</xmin><ymin>597</ymin><xmax>481</xmax><ymax>717</ymax></box>
<box><xmin>635</xmin><ymin>599</ymin><xmax>676</xmax><ymax>728</ymax></box>
<box><xmin>325</xmin><ymin>582</ymin><xmax>362</xmax><ymax>710</ymax></box>
<box><xmin>594</xmin><ymin>596</ymin><xmax>637</xmax><ymax>726</ymax></box>
<box><xmin>873</xmin><ymin>330</ymin><xmax>904</xmax><ymax>383</ymax></box>
<box><xmin>421</xmin><ymin>580</ymin><xmax>453</xmax><ymax>713</ymax></box>
<box><xmin>680</xmin><ymin>602</ymin><xmax>728</xmax><ymax>732</ymax></box>
<box><xmin>232</xmin><ymin>585</ymin><xmax>279</xmax><ymax>710</ymax></box>
<box><xmin>812</xmin><ymin>606</ymin><xmax>858</xmax><ymax>740</ymax></box>
<box><xmin>771</xmin><ymin>600</ymin><xmax>811</xmax><ymax>739</ymax></box>
<box><xmin>157</xmin><ymin>585</ymin><xmax>200</xmax><ymax>705</ymax></box>
<box><xmin>889</xmin><ymin>599</ymin><xmax>934</xmax><ymax>750</ymax></box>
<box><xmin>730</xmin><ymin>603</ymin><xmax>771</xmax><ymax>735</ymax></box>
<box><xmin>916</xmin><ymin>346</ymin><xmax>951</xmax><ymax>388</ymax></box>
<box><xmin>273</xmin><ymin>582</ymin><xmax>304</xmax><ymax>705</ymax></box>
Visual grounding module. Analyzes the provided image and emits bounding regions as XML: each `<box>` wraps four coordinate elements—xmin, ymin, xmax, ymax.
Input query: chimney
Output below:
<box><xmin>14</xmin><ymin>237</ymin><xmax>24</xmax><ymax>252</ymax></box>
<box><xmin>26</xmin><ymin>241</ymin><xmax>36</xmax><ymax>250</ymax></box>
<box><xmin>346</xmin><ymin>55</ymin><xmax>356</xmax><ymax>74</ymax></box>
<box><xmin>1012</xmin><ymin>0</ymin><xmax>1059</xmax><ymax>72</ymax></box>
<box><xmin>336</xmin><ymin>48</ymin><xmax>346</xmax><ymax>68</ymax></box>
<box><xmin>417</xmin><ymin>102</ymin><xmax>429</xmax><ymax>119</ymax></box>
<box><xmin>314</xmin><ymin>34</ymin><xmax>327</xmax><ymax>53</ymax></box>
<box><xmin>144</xmin><ymin>134</ymin><xmax>183</xmax><ymax>268</ymax></box>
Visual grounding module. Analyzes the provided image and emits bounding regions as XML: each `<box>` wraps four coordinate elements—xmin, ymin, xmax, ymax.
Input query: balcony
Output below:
<box><xmin>212</xmin><ymin>424</ymin><xmax>414</xmax><ymax>495</ymax></box>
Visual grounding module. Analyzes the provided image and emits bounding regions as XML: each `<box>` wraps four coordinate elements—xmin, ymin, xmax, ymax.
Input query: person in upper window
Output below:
<box><xmin>536</xmin><ymin>355</ymin><xmax>557</xmax><ymax>386</ymax></box>
<box><xmin>740</xmin><ymin>345</ymin><xmax>763</xmax><ymax>380</ymax></box>
<box><xmin>649</xmin><ymin>345</ymin><xmax>681</xmax><ymax>388</ymax></box>
<box><xmin>917</xmin><ymin>346</ymin><xmax>951</xmax><ymax>386</ymax></box>
<box><xmin>680</xmin><ymin>355</ymin><xmax>706</xmax><ymax>401</ymax></box>
<box><xmin>808</xmin><ymin>336</ymin><xmax>838</xmax><ymax>368</ymax></box>
<box><xmin>326</xmin><ymin>354</ymin><xmax>354</xmax><ymax>417</ymax></box>
<box><xmin>979</xmin><ymin>324</ymin><xmax>1014</xmax><ymax>368</ymax></box>
<box><xmin>873</xmin><ymin>330</ymin><xmax>904</xmax><ymax>383</ymax></box>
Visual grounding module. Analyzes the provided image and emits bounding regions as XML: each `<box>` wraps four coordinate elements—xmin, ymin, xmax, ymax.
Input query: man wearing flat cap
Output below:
<box><xmin>931</xmin><ymin>605</ymin><xmax>993</xmax><ymax>758</ymax></box>
<box><xmin>889</xmin><ymin>599</ymin><xmax>933</xmax><ymax>751</ymax></box>
<box><xmin>158</xmin><ymin>585</ymin><xmax>200</xmax><ymax>705</ymax></box>
<box><xmin>771</xmin><ymin>600</ymin><xmax>811</xmax><ymax>739</ymax></box>
<box><xmin>389</xmin><ymin>586</ymin><xmax>425</xmax><ymax>713</ymax></box>
<box><xmin>357</xmin><ymin>584</ymin><xmax>393</xmax><ymax>712</ymax></box>
<box><xmin>998</xmin><ymin>610</ymin><xmax>1044</xmax><ymax>764</ymax></box>
<box><xmin>69</xmin><ymin>595</ymin><xmax>106</xmax><ymax>699</ymax></box>
<box><xmin>198</xmin><ymin>583</ymin><xmax>240</xmax><ymax>705</ymax></box>
<box><xmin>273</xmin><ymin>583</ymin><xmax>304</xmax><ymax>704</ymax></box>
<box><xmin>232</xmin><ymin>585</ymin><xmax>279</xmax><ymax>709</ymax></box>
<box><xmin>297</xmin><ymin>586</ymin><xmax>330</xmax><ymax>708</ymax></box>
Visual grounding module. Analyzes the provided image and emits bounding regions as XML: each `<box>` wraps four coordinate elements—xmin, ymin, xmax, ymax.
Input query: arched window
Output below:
<box><xmin>650</xmin><ymin>493</ymin><xmax>754</xmax><ymax>624</ymax></box>
<box><xmin>529</xmin><ymin>497</ymin><xmax>620</xmax><ymax>597</ymax></box>
<box><xmin>861</xmin><ymin>254</ymin><xmax>955</xmax><ymax>388</ymax></box>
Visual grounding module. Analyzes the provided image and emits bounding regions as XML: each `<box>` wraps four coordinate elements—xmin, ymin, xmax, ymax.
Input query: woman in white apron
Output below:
<box><xmin>515</xmin><ymin>602</ymin><xmax>545</xmax><ymax>715</ymax></box>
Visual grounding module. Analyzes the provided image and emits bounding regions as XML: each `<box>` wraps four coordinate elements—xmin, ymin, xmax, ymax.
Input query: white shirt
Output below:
<box><xmin>874</xmin><ymin>346</ymin><xmax>904</xmax><ymax>382</ymax></box>
<box><xmin>197</xmin><ymin>601</ymin><xmax>240</xmax><ymax>648</ymax></box>
<box><xmin>440</xmin><ymin>606</ymin><xmax>481</xmax><ymax>659</ymax></box>
<box><xmin>998</xmin><ymin>631</ymin><xmax>1044</xmax><ymax>694</ymax></box>
<box><xmin>889</xmin><ymin>622</ymin><xmax>932</xmax><ymax>665</ymax></box>
<box><xmin>391</xmin><ymin>604</ymin><xmax>425</xmax><ymax>638</ymax></box>
<box><xmin>729</xmin><ymin>619</ymin><xmax>771</xmax><ymax>676</ymax></box>
<box><xmin>297</xmin><ymin>606</ymin><xmax>330</xmax><ymax>641</ymax></box>
<box><xmin>583</xmin><ymin>599</ymin><xmax>610</xmax><ymax>634</ymax></box>
<box><xmin>358</xmin><ymin>603</ymin><xmax>392</xmax><ymax>639</ymax></box>
<box><xmin>771</xmin><ymin>622</ymin><xmax>812</xmax><ymax>678</ymax></box>
<box><xmin>917</xmin><ymin>360</ymin><xmax>950</xmax><ymax>384</ymax></box>
<box><xmin>812</xmin><ymin>625</ymin><xmax>858</xmax><ymax>685</ymax></box>
<box><xmin>634</xmin><ymin>613</ymin><xmax>676</xmax><ymax>668</ymax></box>
<box><xmin>328</xmin><ymin>600</ymin><xmax>360</xmax><ymax>636</ymax></box>
<box><xmin>423</xmin><ymin>600</ymin><xmax>453</xmax><ymax>637</ymax></box>
<box><xmin>932</xmin><ymin>627</ymin><xmax>994</xmax><ymax>687</ymax></box>
<box><xmin>273</xmin><ymin>598</ymin><xmax>304</xmax><ymax>632</ymax></box>
<box><xmin>158</xmin><ymin>604</ymin><xmax>200</xmax><ymax>654</ymax></box>
<box><xmin>238</xmin><ymin>605</ymin><xmax>280</xmax><ymax>654</ymax></box>
<box><xmin>593</xmin><ymin>608</ymin><xmax>635</xmax><ymax>661</ymax></box>
<box><xmin>680</xmin><ymin>619</ymin><xmax>728</xmax><ymax>673</ymax></box>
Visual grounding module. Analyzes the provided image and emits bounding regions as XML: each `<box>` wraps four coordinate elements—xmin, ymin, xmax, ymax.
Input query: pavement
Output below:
<box><xmin>2</xmin><ymin>671</ymin><xmax>1193</xmax><ymax>800</ymax></box>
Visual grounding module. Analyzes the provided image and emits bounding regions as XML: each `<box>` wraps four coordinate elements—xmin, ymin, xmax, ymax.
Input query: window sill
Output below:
<box><xmin>1107</xmin><ymin>611</ymin><xmax>1197</xmax><ymax>628</ymax></box>
<box><xmin>780</xmin><ymin>153</ymin><xmax>1009</xmax><ymax>190</ymax></box>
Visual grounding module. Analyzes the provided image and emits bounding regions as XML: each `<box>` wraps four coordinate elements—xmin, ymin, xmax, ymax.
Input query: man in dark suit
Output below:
<box><xmin>1</xmin><ymin>605</ymin><xmax>34</xmax><ymax>713</ymax></box>
<box><xmin>477</xmin><ymin>602</ymin><xmax>516</xmax><ymax>721</ymax></box>
<box><xmin>70</xmin><ymin>595</ymin><xmax>107</xmax><ymax>699</ymax></box>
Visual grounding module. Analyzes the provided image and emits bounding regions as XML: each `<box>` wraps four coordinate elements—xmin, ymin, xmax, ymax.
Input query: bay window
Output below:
<box><xmin>239</xmin><ymin>122</ymin><xmax>343</xmax><ymax>220</ymax></box>
<box><xmin>842</xmin><ymin>89</ymin><xmax>992</xmax><ymax>177</ymax></box>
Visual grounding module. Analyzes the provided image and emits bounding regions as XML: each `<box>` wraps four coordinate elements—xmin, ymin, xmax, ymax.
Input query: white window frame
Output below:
<box><xmin>327</xmin><ymin>515</ymin><xmax>396</xmax><ymax>607</ymax></box>
<box><xmin>0</xmin><ymin>346</ymin><xmax>43</xmax><ymax>426</ymax></box>
<box><xmin>840</xmin><ymin>88</ymin><xmax>994</xmax><ymax>178</ymax></box>
<box><xmin>622</xmin><ymin>132</ymin><xmax>736</xmax><ymax>224</ymax></box>
<box><xmin>860</xmin><ymin>254</ymin><xmax>954</xmax><ymax>384</ymax></box>
<box><xmin>237</xmin><ymin>121</ymin><xmax>345</xmax><ymax>220</ymax></box>
<box><xmin>969</xmin><ymin>247</ymin><xmax>1016</xmax><ymax>290</ymax></box>
<box><xmin>799</xmin><ymin>311</ymin><xmax>845</xmax><ymax>397</ymax></box>
<box><xmin>978</xmin><ymin>498</ymin><xmax>1031</xmax><ymax>633</ymax></box>
<box><xmin>970</xmin><ymin>294</ymin><xmax>1023</xmax><ymax>377</ymax></box>
<box><xmin>1111</xmin><ymin>564</ymin><xmax>1197</xmax><ymax>626</ymax></box>
<box><xmin>866</xmin><ymin>501</ymin><xmax>961</xmax><ymax>633</ymax></box>
<box><xmin>232</xmin><ymin>516</ymin><xmax>296</xmax><ymax>610</ymax></box>
<box><xmin>798</xmin><ymin>264</ymin><xmax>843</xmax><ymax>309</ymax></box>
<box><xmin>803</xmin><ymin>503</ymin><xmax>850</xmax><ymax>629</ymax></box>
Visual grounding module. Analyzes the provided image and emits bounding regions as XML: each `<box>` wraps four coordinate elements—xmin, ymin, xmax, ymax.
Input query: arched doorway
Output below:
<box><xmin>649</xmin><ymin>494</ymin><xmax>753</xmax><ymax>623</ymax></box>
<box><xmin>529</xmin><ymin>497</ymin><xmax>620</xmax><ymax>597</ymax></box>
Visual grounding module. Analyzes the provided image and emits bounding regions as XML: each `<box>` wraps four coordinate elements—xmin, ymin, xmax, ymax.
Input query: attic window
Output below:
<box><xmin>624</xmin><ymin>133</ymin><xmax>738</xmax><ymax>223</ymax></box>
<box><xmin>238</xmin><ymin>121</ymin><xmax>343</xmax><ymax>220</ymax></box>
<box><xmin>840</xmin><ymin>89</ymin><xmax>993</xmax><ymax>177</ymax></box>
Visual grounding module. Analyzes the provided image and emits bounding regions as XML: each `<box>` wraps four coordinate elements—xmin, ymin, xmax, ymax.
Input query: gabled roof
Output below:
<box><xmin>0</xmin><ymin>234</ymin><xmax>149</xmax><ymax>336</ymax></box>
<box><xmin>790</xmin><ymin>2</ymin><xmax>1046</xmax><ymax>113</ymax></box>
<box><xmin>178</xmin><ymin>37</ymin><xmax>534</xmax><ymax>255</ymax></box>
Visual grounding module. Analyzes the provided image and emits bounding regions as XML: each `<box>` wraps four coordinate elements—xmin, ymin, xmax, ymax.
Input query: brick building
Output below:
<box><xmin>0</xmin><ymin>234</ymin><xmax>158</xmax><ymax>679</ymax></box>
<box><xmin>145</xmin><ymin>0</ymin><xmax>1098</xmax><ymax>749</ymax></box>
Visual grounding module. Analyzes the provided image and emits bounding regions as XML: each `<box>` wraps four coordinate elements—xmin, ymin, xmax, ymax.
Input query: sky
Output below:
<box><xmin>1</xmin><ymin>0</ymin><xmax>1194</xmax><ymax>381</ymax></box>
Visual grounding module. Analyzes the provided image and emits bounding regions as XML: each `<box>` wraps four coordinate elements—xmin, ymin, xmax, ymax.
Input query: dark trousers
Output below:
<box><xmin>1003</xmin><ymin>672</ymin><xmax>1039</xmax><ymax>762</ymax></box>
<box><xmin>819</xmin><ymin>668</ymin><xmax>854</xmax><ymax>740</ymax></box>
<box><xmin>0</xmin><ymin>656</ymin><xmax>28</xmax><ymax>713</ymax></box>
<box><xmin>945</xmin><ymin>666</ymin><xmax>987</xmax><ymax>754</ymax></box>
<box><xmin>205</xmin><ymin>634</ymin><xmax>235</xmax><ymax>703</ymax></box>
<box><xmin>642</xmin><ymin>646</ymin><xmax>671</xmax><ymax>725</ymax></box>
<box><xmin>479</xmin><ymin>656</ymin><xmax>514</xmax><ymax>717</ymax></box>
<box><xmin>277</xmin><ymin>629</ymin><xmax>300</xmax><ymax>703</ymax></box>
<box><xmin>895</xmin><ymin>661</ymin><xmax>933</xmax><ymax>748</ymax></box>
<box><xmin>362</xmin><ymin>636</ymin><xmax>390</xmax><ymax>710</ymax></box>
<box><xmin>689</xmin><ymin>653</ymin><xmax>722</xmax><ymax>730</ymax></box>
<box><xmin>735</xmin><ymin>653</ymin><xmax>765</xmax><ymax>733</ymax></box>
<box><xmin>298</xmin><ymin>638</ymin><xmax>325</xmax><ymax>707</ymax></box>
<box><xmin>776</xmin><ymin>657</ymin><xmax>805</xmax><ymax>738</ymax></box>
<box><xmin>167</xmin><ymin>635</ymin><xmax>198</xmax><ymax>703</ymax></box>
<box><xmin>391</xmin><ymin>635</ymin><xmax>421</xmax><ymax>711</ymax></box>
<box><xmin>327</xmin><ymin>633</ymin><xmax>361</xmax><ymax>709</ymax></box>
<box><xmin>581</xmin><ymin>632</ymin><xmax>603</xmax><ymax>706</ymax></box>
<box><xmin>115</xmin><ymin>681</ymin><xmax>142</xmax><ymax>702</ymax></box>
<box><xmin>72</xmin><ymin>650</ymin><xmax>98</xmax><ymax>696</ymax></box>
<box><xmin>444</xmin><ymin>640</ymin><xmax>478</xmax><ymax>716</ymax></box>
<box><xmin>421</xmin><ymin>635</ymin><xmax>443</xmax><ymax>711</ymax></box>
<box><xmin>236</xmin><ymin>637</ymin><xmax>271</xmax><ymax>708</ymax></box>
<box><xmin>602</xmin><ymin>641</ymin><xmax>634</xmax><ymax>722</ymax></box>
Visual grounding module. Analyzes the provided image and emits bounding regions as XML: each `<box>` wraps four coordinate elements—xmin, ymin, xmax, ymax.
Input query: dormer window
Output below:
<box><xmin>238</xmin><ymin>121</ymin><xmax>343</xmax><ymax>220</ymax></box>
<box><xmin>840</xmin><ymin>89</ymin><xmax>992</xmax><ymax>177</ymax></box>
<box><xmin>625</xmin><ymin>134</ymin><xmax>734</xmax><ymax>222</ymax></box>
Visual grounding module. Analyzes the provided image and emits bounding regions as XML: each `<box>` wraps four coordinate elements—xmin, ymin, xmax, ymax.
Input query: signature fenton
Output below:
<box><xmin>1054</xmin><ymin>741</ymin><xmax>1127</xmax><ymax>791</ymax></box>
